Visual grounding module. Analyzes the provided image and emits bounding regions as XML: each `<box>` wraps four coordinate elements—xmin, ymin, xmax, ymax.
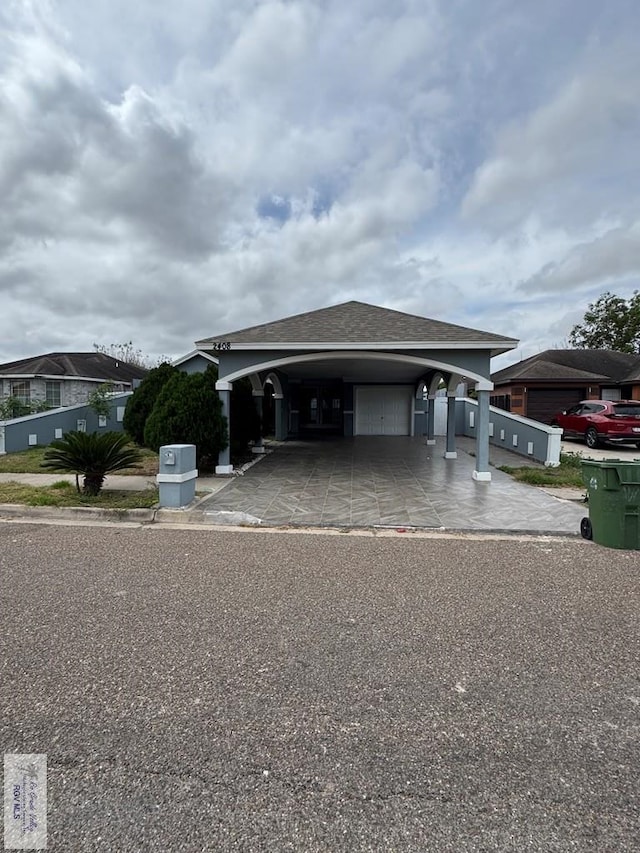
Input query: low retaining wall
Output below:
<box><xmin>0</xmin><ymin>393</ymin><xmax>131</xmax><ymax>454</ymax></box>
<box><xmin>459</xmin><ymin>398</ymin><xmax>562</xmax><ymax>467</ymax></box>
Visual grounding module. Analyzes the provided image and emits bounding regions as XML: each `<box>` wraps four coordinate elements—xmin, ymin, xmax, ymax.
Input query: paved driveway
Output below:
<box><xmin>199</xmin><ymin>437</ymin><xmax>585</xmax><ymax>534</ymax></box>
<box><xmin>561</xmin><ymin>438</ymin><xmax>640</xmax><ymax>461</ymax></box>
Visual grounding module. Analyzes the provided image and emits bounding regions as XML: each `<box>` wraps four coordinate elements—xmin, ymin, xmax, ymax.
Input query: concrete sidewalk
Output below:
<box><xmin>0</xmin><ymin>471</ymin><xmax>228</xmax><ymax>494</ymax></box>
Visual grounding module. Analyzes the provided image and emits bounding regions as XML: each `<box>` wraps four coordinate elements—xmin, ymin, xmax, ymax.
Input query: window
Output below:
<box><xmin>601</xmin><ymin>387</ymin><xmax>622</xmax><ymax>401</ymax></box>
<box><xmin>490</xmin><ymin>395</ymin><xmax>511</xmax><ymax>412</ymax></box>
<box><xmin>613</xmin><ymin>404</ymin><xmax>640</xmax><ymax>416</ymax></box>
<box><xmin>45</xmin><ymin>381</ymin><xmax>61</xmax><ymax>408</ymax></box>
<box><xmin>10</xmin><ymin>381</ymin><xmax>31</xmax><ymax>405</ymax></box>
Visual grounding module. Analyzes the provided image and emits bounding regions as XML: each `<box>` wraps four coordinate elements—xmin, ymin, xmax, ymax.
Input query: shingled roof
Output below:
<box><xmin>492</xmin><ymin>349</ymin><xmax>640</xmax><ymax>384</ymax></box>
<box><xmin>196</xmin><ymin>301</ymin><xmax>517</xmax><ymax>351</ymax></box>
<box><xmin>0</xmin><ymin>352</ymin><xmax>148</xmax><ymax>383</ymax></box>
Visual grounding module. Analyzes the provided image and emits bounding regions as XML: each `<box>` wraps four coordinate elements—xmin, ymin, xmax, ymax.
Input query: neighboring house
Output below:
<box><xmin>491</xmin><ymin>349</ymin><xmax>640</xmax><ymax>423</ymax></box>
<box><xmin>172</xmin><ymin>349</ymin><xmax>219</xmax><ymax>374</ymax></box>
<box><xmin>193</xmin><ymin>300</ymin><xmax>518</xmax><ymax>481</ymax></box>
<box><xmin>0</xmin><ymin>352</ymin><xmax>148</xmax><ymax>410</ymax></box>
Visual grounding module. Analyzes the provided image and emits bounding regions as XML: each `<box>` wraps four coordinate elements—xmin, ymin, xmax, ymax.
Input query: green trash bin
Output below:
<box><xmin>581</xmin><ymin>459</ymin><xmax>640</xmax><ymax>549</ymax></box>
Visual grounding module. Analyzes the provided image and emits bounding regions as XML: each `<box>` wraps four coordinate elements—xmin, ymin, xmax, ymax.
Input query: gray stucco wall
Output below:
<box><xmin>414</xmin><ymin>390</ymin><xmax>427</xmax><ymax>436</ymax></box>
<box><xmin>460</xmin><ymin>398</ymin><xmax>562</xmax><ymax>466</ymax></box>
<box><xmin>0</xmin><ymin>393</ymin><xmax>132</xmax><ymax>455</ymax></box>
<box><xmin>176</xmin><ymin>354</ymin><xmax>218</xmax><ymax>375</ymax></box>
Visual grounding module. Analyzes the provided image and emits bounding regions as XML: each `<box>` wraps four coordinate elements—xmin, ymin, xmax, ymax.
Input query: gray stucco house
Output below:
<box><xmin>194</xmin><ymin>301</ymin><xmax>518</xmax><ymax>481</ymax></box>
<box><xmin>0</xmin><ymin>352</ymin><xmax>148</xmax><ymax>410</ymax></box>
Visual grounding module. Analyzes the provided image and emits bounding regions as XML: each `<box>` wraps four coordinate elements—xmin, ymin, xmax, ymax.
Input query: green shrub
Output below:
<box><xmin>559</xmin><ymin>452</ymin><xmax>582</xmax><ymax>470</ymax></box>
<box><xmin>87</xmin><ymin>382</ymin><xmax>115</xmax><ymax>420</ymax></box>
<box><xmin>42</xmin><ymin>431</ymin><xmax>143</xmax><ymax>496</ymax></box>
<box><xmin>143</xmin><ymin>366</ymin><xmax>228</xmax><ymax>471</ymax></box>
<box><xmin>0</xmin><ymin>396</ymin><xmax>35</xmax><ymax>419</ymax></box>
<box><xmin>123</xmin><ymin>362</ymin><xmax>178</xmax><ymax>445</ymax></box>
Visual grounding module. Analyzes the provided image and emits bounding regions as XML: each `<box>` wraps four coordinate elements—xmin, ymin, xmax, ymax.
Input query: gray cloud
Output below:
<box><xmin>519</xmin><ymin>223</ymin><xmax>640</xmax><ymax>294</ymax></box>
<box><xmin>461</xmin><ymin>43</ymin><xmax>640</xmax><ymax>230</ymax></box>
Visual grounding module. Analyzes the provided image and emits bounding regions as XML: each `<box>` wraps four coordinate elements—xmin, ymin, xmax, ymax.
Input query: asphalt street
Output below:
<box><xmin>1</xmin><ymin>523</ymin><xmax>638</xmax><ymax>852</ymax></box>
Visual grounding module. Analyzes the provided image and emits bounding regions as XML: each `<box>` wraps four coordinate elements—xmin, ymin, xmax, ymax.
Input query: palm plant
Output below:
<box><xmin>42</xmin><ymin>431</ymin><xmax>143</xmax><ymax>496</ymax></box>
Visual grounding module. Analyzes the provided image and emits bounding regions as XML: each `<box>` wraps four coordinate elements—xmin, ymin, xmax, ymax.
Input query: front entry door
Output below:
<box><xmin>299</xmin><ymin>385</ymin><xmax>343</xmax><ymax>434</ymax></box>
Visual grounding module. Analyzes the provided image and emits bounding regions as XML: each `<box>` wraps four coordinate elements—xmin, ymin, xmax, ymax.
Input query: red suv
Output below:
<box><xmin>552</xmin><ymin>400</ymin><xmax>640</xmax><ymax>449</ymax></box>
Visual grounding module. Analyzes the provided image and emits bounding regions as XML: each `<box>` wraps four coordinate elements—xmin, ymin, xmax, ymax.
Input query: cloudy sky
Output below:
<box><xmin>2</xmin><ymin>0</ymin><xmax>639</xmax><ymax>369</ymax></box>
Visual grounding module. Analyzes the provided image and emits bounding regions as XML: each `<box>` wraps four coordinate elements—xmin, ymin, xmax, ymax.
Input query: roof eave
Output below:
<box><xmin>493</xmin><ymin>376</ymin><xmax>610</xmax><ymax>385</ymax></box>
<box><xmin>0</xmin><ymin>373</ymin><xmax>133</xmax><ymax>383</ymax></box>
<box><xmin>195</xmin><ymin>340</ymin><xmax>519</xmax><ymax>352</ymax></box>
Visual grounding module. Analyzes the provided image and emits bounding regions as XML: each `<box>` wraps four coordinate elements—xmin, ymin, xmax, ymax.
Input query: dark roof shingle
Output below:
<box><xmin>0</xmin><ymin>352</ymin><xmax>148</xmax><ymax>382</ymax></box>
<box><xmin>196</xmin><ymin>301</ymin><xmax>517</xmax><ymax>348</ymax></box>
<box><xmin>492</xmin><ymin>349</ymin><xmax>640</xmax><ymax>384</ymax></box>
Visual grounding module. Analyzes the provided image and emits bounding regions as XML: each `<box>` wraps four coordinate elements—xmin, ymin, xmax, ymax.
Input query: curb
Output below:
<box><xmin>155</xmin><ymin>508</ymin><xmax>262</xmax><ymax>526</ymax></box>
<box><xmin>0</xmin><ymin>503</ymin><xmax>156</xmax><ymax>523</ymax></box>
<box><xmin>0</xmin><ymin>502</ymin><xmax>584</xmax><ymax>538</ymax></box>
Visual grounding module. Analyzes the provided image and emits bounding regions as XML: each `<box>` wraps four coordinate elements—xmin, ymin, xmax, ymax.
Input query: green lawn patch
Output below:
<box><xmin>0</xmin><ymin>444</ymin><xmax>158</xmax><ymax>476</ymax></box>
<box><xmin>0</xmin><ymin>481</ymin><xmax>158</xmax><ymax>508</ymax></box>
<box><xmin>499</xmin><ymin>452</ymin><xmax>584</xmax><ymax>488</ymax></box>
<box><xmin>0</xmin><ymin>447</ymin><xmax>50</xmax><ymax>474</ymax></box>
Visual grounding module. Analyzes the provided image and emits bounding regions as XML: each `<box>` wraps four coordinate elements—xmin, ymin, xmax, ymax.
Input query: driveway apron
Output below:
<box><xmin>198</xmin><ymin>437</ymin><xmax>585</xmax><ymax>533</ymax></box>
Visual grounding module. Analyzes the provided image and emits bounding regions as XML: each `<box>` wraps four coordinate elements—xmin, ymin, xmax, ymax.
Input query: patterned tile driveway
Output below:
<box><xmin>198</xmin><ymin>437</ymin><xmax>586</xmax><ymax>533</ymax></box>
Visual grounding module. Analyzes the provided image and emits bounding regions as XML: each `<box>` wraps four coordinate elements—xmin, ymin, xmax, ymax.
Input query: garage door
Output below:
<box><xmin>527</xmin><ymin>388</ymin><xmax>586</xmax><ymax>424</ymax></box>
<box><xmin>355</xmin><ymin>386</ymin><xmax>412</xmax><ymax>435</ymax></box>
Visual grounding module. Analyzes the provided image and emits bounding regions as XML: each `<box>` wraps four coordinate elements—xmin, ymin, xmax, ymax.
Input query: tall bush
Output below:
<box><xmin>143</xmin><ymin>367</ymin><xmax>227</xmax><ymax>470</ymax></box>
<box><xmin>123</xmin><ymin>362</ymin><xmax>177</xmax><ymax>445</ymax></box>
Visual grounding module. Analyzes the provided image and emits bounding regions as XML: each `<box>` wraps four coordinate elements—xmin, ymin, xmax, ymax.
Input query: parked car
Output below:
<box><xmin>552</xmin><ymin>400</ymin><xmax>640</xmax><ymax>448</ymax></box>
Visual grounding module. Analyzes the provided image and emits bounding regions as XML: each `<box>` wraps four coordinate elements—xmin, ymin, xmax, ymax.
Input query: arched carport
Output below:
<box><xmin>195</xmin><ymin>302</ymin><xmax>517</xmax><ymax>482</ymax></box>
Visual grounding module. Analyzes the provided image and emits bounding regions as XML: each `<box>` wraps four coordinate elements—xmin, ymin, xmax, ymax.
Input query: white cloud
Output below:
<box><xmin>0</xmin><ymin>0</ymin><xmax>639</xmax><ymax>365</ymax></box>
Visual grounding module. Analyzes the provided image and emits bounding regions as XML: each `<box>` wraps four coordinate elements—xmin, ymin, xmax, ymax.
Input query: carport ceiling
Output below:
<box><xmin>282</xmin><ymin>356</ymin><xmax>440</xmax><ymax>382</ymax></box>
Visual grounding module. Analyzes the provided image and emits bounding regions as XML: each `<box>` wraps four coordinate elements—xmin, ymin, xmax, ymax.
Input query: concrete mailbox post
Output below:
<box><xmin>157</xmin><ymin>444</ymin><xmax>198</xmax><ymax>508</ymax></box>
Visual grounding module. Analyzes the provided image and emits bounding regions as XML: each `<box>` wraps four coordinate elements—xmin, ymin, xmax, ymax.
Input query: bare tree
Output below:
<box><xmin>93</xmin><ymin>341</ymin><xmax>171</xmax><ymax>369</ymax></box>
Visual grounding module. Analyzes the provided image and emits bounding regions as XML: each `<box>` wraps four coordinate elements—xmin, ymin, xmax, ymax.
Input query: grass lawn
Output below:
<box><xmin>0</xmin><ymin>445</ymin><xmax>159</xmax><ymax>476</ymax></box>
<box><xmin>0</xmin><ymin>480</ymin><xmax>158</xmax><ymax>508</ymax></box>
<box><xmin>499</xmin><ymin>452</ymin><xmax>585</xmax><ymax>488</ymax></box>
